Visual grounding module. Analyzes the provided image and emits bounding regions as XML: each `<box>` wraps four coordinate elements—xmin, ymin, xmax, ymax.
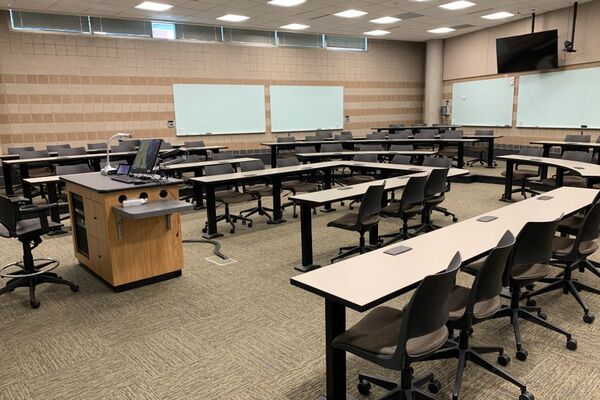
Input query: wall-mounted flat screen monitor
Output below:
<box><xmin>496</xmin><ymin>30</ymin><xmax>558</xmax><ymax>73</ymax></box>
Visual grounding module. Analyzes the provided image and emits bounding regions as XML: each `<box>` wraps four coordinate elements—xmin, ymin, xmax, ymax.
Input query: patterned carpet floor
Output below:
<box><xmin>1</xmin><ymin>176</ymin><xmax>600</xmax><ymax>400</ymax></box>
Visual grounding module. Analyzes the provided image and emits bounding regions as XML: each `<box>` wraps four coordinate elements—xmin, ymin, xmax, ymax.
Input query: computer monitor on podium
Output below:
<box><xmin>131</xmin><ymin>139</ymin><xmax>162</xmax><ymax>174</ymax></box>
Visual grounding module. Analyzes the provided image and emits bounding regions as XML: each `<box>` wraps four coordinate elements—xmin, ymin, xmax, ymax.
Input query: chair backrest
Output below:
<box><xmin>467</xmin><ymin>232</ymin><xmax>515</xmax><ymax>322</ymax></box>
<box><xmin>161</xmin><ymin>141</ymin><xmax>173</xmax><ymax>150</ymax></box>
<box><xmin>296</xmin><ymin>146</ymin><xmax>317</xmax><ymax>154</ymax></box>
<box><xmin>389</xmin><ymin>132</ymin><xmax>411</xmax><ymax>140</ymax></box>
<box><xmin>401</xmin><ymin>175</ymin><xmax>428</xmax><ymax>207</ymax></box>
<box><xmin>441</xmin><ymin>130</ymin><xmax>463</xmax><ymax>139</ymax></box>
<box><xmin>205</xmin><ymin>163</ymin><xmax>235</xmax><ymax>176</ymax></box>
<box><xmin>119</xmin><ymin>140</ymin><xmax>138</xmax><ymax>151</ymax></box>
<box><xmin>415</xmin><ymin>130</ymin><xmax>437</xmax><ymax>139</ymax></box>
<box><xmin>277</xmin><ymin>136</ymin><xmax>296</xmax><ymax>143</ymax></box>
<box><xmin>46</xmin><ymin>144</ymin><xmax>70</xmax><ymax>152</ymax></box>
<box><xmin>57</xmin><ymin>147</ymin><xmax>86</xmax><ymax>156</ymax></box>
<box><xmin>305</xmin><ymin>136</ymin><xmax>320</xmax><ymax>142</ymax></box>
<box><xmin>321</xmin><ymin>143</ymin><xmax>343</xmax><ymax>152</ymax></box>
<box><xmin>423</xmin><ymin>157</ymin><xmax>452</xmax><ymax>168</ymax></box>
<box><xmin>0</xmin><ymin>196</ymin><xmax>19</xmax><ymax>236</ymax></box>
<box><xmin>353</xmin><ymin>153</ymin><xmax>377</xmax><ymax>163</ymax></box>
<box><xmin>508</xmin><ymin>218</ymin><xmax>563</xmax><ymax>276</ymax></box>
<box><xmin>19</xmin><ymin>151</ymin><xmax>50</xmax><ymax>166</ymax></box>
<box><xmin>110</xmin><ymin>144</ymin><xmax>129</xmax><ymax>153</ymax></box>
<box><xmin>277</xmin><ymin>157</ymin><xmax>300</xmax><ymax>167</ymax></box>
<box><xmin>316</xmin><ymin>130</ymin><xmax>333</xmax><ymax>139</ymax></box>
<box><xmin>183</xmin><ymin>155</ymin><xmax>203</xmax><ymax>163</ymax></box>
<box><xmin>184</xmin><ymin>140</ymin><xmax>205</xmax><ymax>148</ymax></box>
<box><xmin>518</xmin><ymin>147</ymin><xmax>544</xmax><ymax>157</ymax></box>
<box><xmin>390</xmin><ymin>144</ymin><xmax>413</xmax><ymax>151</ymax></box>
<box><xmin>573</xmin><ymin>198</ymin><xmax>600</xmax><ymax>252</ymax></box>
<box><xmin>392</xmin><ymin>253</ymin><xmax>461</xmax><ymax>363</ymax></box>
<box><xmin>389</xmin><ymin>124</ymin><xmax>405</xmax><ymax>128</ymax></box>
<box><xmin>366</xmin><ymin>132</ymin><xmax>386</xmax><ymax>140</ymax></box>
<box><xmin>390</xmin><ymin>155</ymin><xmax>412</xmax><ymax>165</ymax></box>
<box><xmin>359</xmin><ymin>144</ymin><xmax>384</xmax><ymax>151</ymax></box>
<box><xmin>335</xmin><ymin>132</ymin><xmax>353</xmax><ymax>141</ymax></box>
<box><xmin>211</xmin><ymin>152</ymin><xmax>234</xmax><ymax>161</ymax></box>
<box><xmin>240</xmin><ymin>160</ymin><xmax>265</xmax><ymax>172</ymax></box>
<box><xmin>474</xmin><ymin>130</ymin><xmax>494</xmax><ymax>136</ymax></box>
<box><xmin>7</xmin><ymin>146</ymin><xmax>35</xmax><ymax>155</ymax></box>
<box><xmin>87</xmin><ymin>142</ymin><xmax>107</xmax><ymax>150</ymax></box>
<box><xmin>564</xmin><ymin>134</ymin><xmax>591</xmax><ymax>143</ymax></box>
<box><xmin>56</xmin><ymin>164</ymin><xmax>91</xmax><ymax>175</ymax></box>
<box><xmin>356</xmin><ymin>183</ymin><xmax>385</xmax><ymax>228</ymax></box>
<box><xmin>562</xmin><ymin>150</ymin><xmax>593</xmax><ymax>163</ymax></box>
<box><xmin>424</xmin><ymin>168</ymin><xmax>449</xmax><ymax>197</ymax></box>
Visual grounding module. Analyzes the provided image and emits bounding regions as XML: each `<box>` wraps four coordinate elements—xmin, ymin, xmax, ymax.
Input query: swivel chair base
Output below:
<box><xmin>331</xmin><ymin>234</ymin><xmax>380</xmax><ymax>264</ymax></box>
<box><xmin>356</xmin><ymin>368</ymin><xmax>440</xmax><ymax>400</ymax></box>
<box><xmin>202</xmin><ymin>204</ymin><xmax>253</xmax><ymax>234</ymax></box>
<box><xmin>240</xmin><ymin>199</ymin><xmax>273</xmax><ymax>222</ymax></box>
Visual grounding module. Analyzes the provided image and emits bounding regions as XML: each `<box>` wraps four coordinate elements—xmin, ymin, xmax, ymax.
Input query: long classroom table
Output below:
<box><xmin>530</xmin><ymin>141</ymin><xmax>600</xmax><ymax>177</ymax></box>
<box><xmin>296</xmin><ymin>149</ymin><xmax>437</xmax><ymax>165</ymax></box>
<box><xmin>290</xmin><ymin>165</ymin><xmax>469</xmax><ymax>271</ymax></box>
<box><xmin>290</xmin><ymin>186</ymin><xmax>599</xmax><ymax>400</ymax></box>
<box><xmin>498</xmin><ymin>155</ymin><xmax>600</xmax><ymax>201</ymax></box>
<box><xmin>373</xmin><ymin>125</ymin><xmax>462</xmax><ymax>133</ymax></box>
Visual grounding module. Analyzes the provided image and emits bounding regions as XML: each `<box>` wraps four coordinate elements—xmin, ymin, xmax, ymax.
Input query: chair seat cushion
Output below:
<box><xmin>461</xmin><ymin>260</ymin><xmax>482</xmax><ymax>276</ymax></box>
<box><xmin>245</xmin><ymin>184</ymin><xmax>272</xmax><ymax>196</ymax></box>
<box><xmin>425</xmin><ymin>194</ymin><xmax>445</xmax><ymax>207</ymax></box>
<box><xmin>501</xmin><ymin>169</ymin><xmax>538</xmax><ymax>179</ymax></box>
<box><xmin>553</xmin><ymin>236</ymin><xmax>598</xmax><ymax>258</ymax></box>
<box><xmin>381</xmin><ymin>202</ymin><xmax>423</xmax><ymax>218</ymax></box>
<box><xmin>282</xmin><ymin>181</ymin><xmax>317</xmax><ymax>193</ymax></box>
<box><xmin>12</xmin><ymin>218</ymin><xmax>62</xmax><ymax>236</ymax></box>
<box><xmin>448</xmin><ymin>285</ymin><xmax>502</xmax><ymax>320</ymax></box>
<box><xmin>327</xmin><ymin>213</ymin><xmax>380</xmax><ymax>231</ymax></box>
<box><xmin>541</xmin><ymin>176</ymin><xmax>587</xmax><ymax>188</ymax></box>
<box><xmin>557</xmin><ymin>215</ymin><xmax>584</xmax><ymax>234</ymax></box>
<box><xmin>340</xmin><ymin>175</ymin><xmax>375</xmax><ymax>185</ymax></box>
<box><xmin>332</xmin><ymin>306</ymin><xmax>448</xmax><ymax>358</ymax></box>
<box><xmin>512</xmin><ymin>263</ymin><xmax>550</xmax><ymax>281</ymax></box>
<box><xmin>215</xmin><ymin>190</ymin><xmax>254</xmax><ymax>205</ymax></box>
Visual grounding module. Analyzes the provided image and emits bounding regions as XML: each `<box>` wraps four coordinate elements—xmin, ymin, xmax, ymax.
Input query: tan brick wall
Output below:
<box><xmin>0</xmin><ymin>12</ymin><xmax>426</xmax><ymax>152</ymax></box>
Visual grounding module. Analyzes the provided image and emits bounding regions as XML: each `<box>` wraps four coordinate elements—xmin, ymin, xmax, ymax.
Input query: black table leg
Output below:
<box><xmin>322</xmin><ymin>168</ymin><xmax>335</xmax><ymax>213</ymax></box>
<box><xmin>269</xmin><ymin>176</ymin><xmax>286</xmax><ymax>225</ymax></box>
<box><xmin>486</xmin><ymin>138</ymin><xmax>496</xmax><ymax>168</ymax></box>
<box><xmin>202</xmin><ymin>184</ymin><xmax>222</xmax><ymax>239</ymax></box>
<box><xmin>91</xmin><ymin>158</ymin><xmax>101</xmax><ymax>171</ymax></box>
<box><xmin>556</xmin><ymin>168</ymin><xmax>564</xmax><ymax>188</ymax></box>
<box><xmin>318</xmin><ymin>300</ymin><xmax>353</xmax><ymax>400</ymax></box>
<box><xmin>457</xmin><ymin>143</ymin><xmax>465</xmax><ymax>169</ymax></box>
<box><xmin>193</xmin><ymin>169</ymin><xmax>205</xmax><ymax>210</ymax></box>
<box><xmin>46</xmin><ymin>182</ymin><xmax>68</xmax><ymax>235</ymax></box>
<box><xmin>541</xmin><ymin>145</ymin><xmax>551</xmax><ymax>179</ymax></box>
<box><xmin>368</xmin><ymin>225</ymin><xmax>379</xmax><ymax>247</ymax></box>
<box><xmin>21</xmin><ymin>164</ymin><xmax>31</xmax><ymax>199</ymax></box>
<box><xmin>2</xmin><ymin>162</ymin><xmax>14</xmax><ymax>195</ymax></box>
<box><xmin>271</xmin><ymin>146</ymin><xmax>278</xmax><ymax>168</ymax></box>
<box><xmin>296</xmin><ymin>201</ymin><xmax>320</xmax><ymax>272</ymax></box>
<box><xmin>501</xmin><ymin>160</ymin><xmax>514</xmax><ymax>202</ymax></box>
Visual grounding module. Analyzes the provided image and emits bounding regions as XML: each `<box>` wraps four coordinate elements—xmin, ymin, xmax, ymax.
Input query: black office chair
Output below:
<box><xmin>7</xmin><ymin>146</ymin><xmax>34</xmax><ymax>155</ymax></box>
<box><xmin>526</xmin><ymin>200</ymin><xmax>600</xmax><ymax>323</ymax></box>
<box><xmin>278</xmin><ymin>157</ymin><xmax>319</xmax><ymax>218</ymax></box>
<box><xmin>335</xmin><ymin>253</ymin><xmax>462</xmax><ymax>400</ymax></box>
<box><xmin>501</xmin><ymin>147</ymin><xmax>544</xmax><ymax>198</ymax></box>
<box><xmin>340</xmin><ymin>154</ymin><xmax>378</xmax><ymax>186</ymax></box>
<box><xmin>389</xmin><ymin>131</ymin><xmax>412</xmax><ymax>140</ymax></box>
<box><xmin>320</xmin><ymin>143</ymin><xmax>344</xmax><ymax>153</ymax></box>
<box><xmin>423</xmin><ymin>157</ymin><xmax>458</xmax><ymax>223</ymax></box>
<box><xmin>211</xmin><ymin>152</ymin><xmax>234</xmax><ymax>161</ymax></box>
<box><xmin>0</xmin><ymin>196</ymin><xmax>78</xmax><ymax>308</ymax></box>
<box><xmin>380</xmin><ymin>175</ymin><xmax>427</xmax><ymax>243</ymax></box>
<box><xmin>277</xmin><ymin>136</ymin><xmax>296</xmax><ymax>143</ymax></box>
<box><xmin>542</xmin><ymin>151</ymin><xmax>593</xmax><ymax>188</ymax></box>
<box><xmin>316</xmin><ymin>130</ymin><xmax>333</xmax><ymax>139</ymax></box>
<box><xmin>334</xmin><ymin>132</ymin><xmax>353</xmax><ymax>141</ymax></box>
<box><xmin>438</xmin><ymin>130</ymin><xmax>463</xmax><ymax>162</ymax></box>
<box><xmin>184</xmin><ymin>140</ymin><xmax>205</xmax><ymax>148</ymax></box>
<box><xmin>276</xmin><ymin>137</ymin><xmax>296</xmax><ymax>157</ymax></box>
<box><xmin>110</xmin><ymin>144</ymin><xmax>130</xmax><ymax>153</ymax></box>
<box><xmin>201</xmin><ymin>164</ymin><xmax>254</xmax><ymax>234</ymax></box>
<box><xmin>18</xmin><ymin>150</ymin><xmax>53</xmax><ymax>181</ymax></box>
<box><xmin>389</xmin><ymin>124</ymin><xmax>405</xmax><ymax>128</ymax></box>
<box><xmin>429</xmin><ymin>232</ymin><xmax>533</xmax><ymax>400</ymax></box>
<box><xmin>390</xmin><ymin>144</ymin><xmax>413</xmax><ymax>151</ymax></box>
<box><xmin>328</xmin><ymin>183</ymin><xmax>385</xmax><ymax>263</ymax></box>
<box><xmin>160</xmin><ymin>141</ymin><xmax>173</xmax><ymax>150</ymax></box>
<box><xmin>466</xmin><ymin>130</ymin><xmax>496</xmax><ymax>167</ymax></box>
<box><xmin>366</xmin><ymin>132</ymin><xmax>386</xmax><ymax>140</ymax></box>
<box><xmin>295</xmin><ymin>145</ymin><xmax>317</xmax><ymax>155</ymax></box>
<box><xmin>118</xmin><ymin>140</ymin><xmax>137</xmax><ymax>152</ymax></box>
<box><xmin>239</xmin><ymin>160</ymin><xmax>273</xmax><ymax>222</ymax></box>
<box><xmin>359</xmin><ymin>144</ymin><xmax>384</xmax><ymax>152</ymax></box>
<box><xmin>390</xmin><ymin>155</ymin><xmax>412</xmax><ymax>165</ymax></box>
<box><xmin>564</xmin><ymin>134</ymin><xmax>591</xmax><ymax>143</ymax></box>
<box><xmin>57</xmin><ymin>147</ymin><xmax>86</xmax><ymax>156</ymax></box>
<box><xmin>87</xmin><ymin>143</ymin><xmax>107</xmax><ymax>151</ymax></box>
<box><xmin>46</xmin><ymin>144</ymin><xmax>70</xmax><ymax>152</ymax></box>
<box><xmin>56</xmin><ymin>164</ymin><xmax>92</xmax><ymax>175</ymax></box>
<box><xmin>305</xmin><ymin>136</ymin><xmax>320</xmax><ymax>142</ymax></box>
<box><xmin>422</xmin><ymin>168</ymin><xmax>453</xmax><ymax>232</ymax></box>
<box><xmin>466</xmin><ymin>218</ymin><xmax>577</xmax><ymax>361</ymax></box>
<box><xmin>414</xmin><ymin>130</ymin><xmax>437</xmax><ymax>151</ymax></box>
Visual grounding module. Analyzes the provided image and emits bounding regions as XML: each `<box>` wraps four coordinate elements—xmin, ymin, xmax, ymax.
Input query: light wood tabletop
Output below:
<box><xmin>498</xmin><ymin>155</ymin><xmax>600</xmax><ymax>178</ymax></box>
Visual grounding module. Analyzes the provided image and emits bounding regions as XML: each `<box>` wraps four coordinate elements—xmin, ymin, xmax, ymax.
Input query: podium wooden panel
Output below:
<box><xmin>62</xmin><ymin>173</ymin><xmax>185</xmax><ymax>291</ymax></box>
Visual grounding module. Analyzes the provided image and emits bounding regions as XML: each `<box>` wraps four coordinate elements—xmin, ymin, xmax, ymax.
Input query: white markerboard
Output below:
<box><xmin>451</xmin><ymin>77</ymin><xmax>514</xmax><ymax>127</ymax></box>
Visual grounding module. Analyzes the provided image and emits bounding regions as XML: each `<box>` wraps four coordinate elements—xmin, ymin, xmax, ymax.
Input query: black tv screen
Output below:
<box><xmin>496</xmin><ymin>30</ymin><xmax>558</xmax><ymax>73</ymax></box>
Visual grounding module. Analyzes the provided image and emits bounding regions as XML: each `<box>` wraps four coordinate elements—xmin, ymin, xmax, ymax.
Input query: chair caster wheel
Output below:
<box><xmin>70</xmin><ymin>284</ymin><xmax>79</xmax><ymax>292</ymax></box>
<box><xmin>241</xmin><ymin>221</ymin><xmax>247</xmax><ymax>225</ymax></box>
<box><xmin>230</xmin><ymin>229</ymin><xmax>235</xmax><ymax>234</ymax></box>
<box><xmin>584</xmin><ymin>313</ymin><xmax>595</xmax><ymax>324</ymax></box>
<box><xmin>526</xmin><ymin>284</ymin><xmax>535</xmax><ymax>291</ymax></box>
<box><xmin>526</xmin><ymin>299</ymin><xmax>536</xmax><ymax>307</ymax></box>
<box><xmin>201</xmin><ymin>228</ymin><xmax>207</xmax><ymax>233</ymax></box>
<box><xmin>516</xmin><ymin>349</ymin><xmax>528</xmax><ymax>361</ymax></box>
<box><xmin>293</xmin><ymin>215</ymin><xmax>298</xmax><ymax>219</ymax></box>
<box><xmin>497</xmin><ymin>352</ymin><xmax>511</xmax><ymax>367</ymax></box>
<box><xmin>30</xmin><ymin>300</ymin><xmax>40</xmax><ymax>309</ymax></box>
<box><xmin>566</xmin><ymin>338</ymin><xmax>577</xmax><ymax>351</ymax></box>
<box><xmin>520</xmin><ymin>391</ymin><xmax>535</xmax><ymax>400</ymax></box>
<box><xmin>248</xmin><ymin>223</ymin><xmax>253</xmax><ymax>228</ymax></box>
<box><xmin>357</xmin><ymin>380</ymin><xmax>371</xmax><ymax>395</ymax></box>
<box><xmin>537</xmin><ymin>312</ymin><xmax>547</xmax><ymax>320</ymax></box>
<box><xmin>428</xmin><ymin>379</ymin><xmax>441</xmax><ymax>394</ymax></box>
<box><xmin>452</xmin><ymin>217</ymin><xmax>458</xmax><ymax>222</ymax></box>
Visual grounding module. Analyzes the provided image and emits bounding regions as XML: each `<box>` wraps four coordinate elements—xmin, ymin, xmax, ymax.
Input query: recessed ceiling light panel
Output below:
<box><xmin>268</xmin><ymin>0</ymin><xmax>306</xmax><ymax>7</ymax></box>
<box><xmin>439</xmin><ymin>1</ymin><xmax>476</xmax><ymax>10</ymax></box>
<box><xmin>428</xmin><ymin>27</ymin><xmax>456</xmax><ymax>34</ymax></box>
<box><xmin>482</xmin><ymin>11</ymin><xmax>514</xmax><ymax>20</ymax></box>
<box><xmin>135</xmin><ymin>1</ymin><xmax>173</xmax><ymax>11</ymax></box>
<box><xmin>280</xmin><ymin>23</ymin><xmax>310</xmax><ymax>30</ymax></box>
<box><xmin>217</xmin><ymin>14</ymin><xmax>250</xmax><ymax>22</ymax></box>
<box><xmin>334</xmin><ymin>9</ymin><xmax>367</xmax><ymax>18</ymax></box>
<box><xmin>364</xmin><ymin>30</ymin><xmax>391</xmax><ymax>36</ymax></box>
<box><xmin>370</xmin><ymin>16</ymin><xmax>401</xmax><ymax>24</ymax></box>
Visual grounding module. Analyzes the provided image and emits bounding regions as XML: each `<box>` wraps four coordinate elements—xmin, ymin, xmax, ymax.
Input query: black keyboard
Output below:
<box><xmin>110</xmin><ymin>175</ymin><xmax>148</xmax><ymax>185</ymax></box>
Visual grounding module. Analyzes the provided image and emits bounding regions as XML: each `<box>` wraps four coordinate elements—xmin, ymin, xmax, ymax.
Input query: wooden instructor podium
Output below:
<box><xmin>61</xmin><ymin>173</ymin><xmax>189</xmax><ymax>291</ymax></box>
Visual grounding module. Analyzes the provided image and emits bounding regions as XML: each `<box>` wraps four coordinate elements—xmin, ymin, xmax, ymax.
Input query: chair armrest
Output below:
<box><xmin>7</xmin><ymin>196</ymin><xmax>31</xmax><ymax>205</ymax></box>
<box><xmin>19</xmin><ymin>203</ymin><xmax>59</xmax><ymax>232</ymax></box>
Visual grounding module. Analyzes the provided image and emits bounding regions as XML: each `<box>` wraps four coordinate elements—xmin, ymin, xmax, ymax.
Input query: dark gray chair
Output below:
<box><xmin>334</xmin><ymin>132</ymin><xmax>353</xmax><ymax>141</ymax></box>
<box><xmin>389</xmin><ymin>132</ymin><xmax>412</xmax><ymax>140</ymax></box>
<box><xmin>366</xmin><ymin>132</ymin><xmax>386</xmax><ymax>140</ymax></box>
<box><xmin>7</xmin><ymin>146</ymin><xmax>34</xmax><ymax>155</ymax></box>
<box><xmin>56</xmin><ymin>164</ymin><xmax>92</xmax><ymax>175</ymax></box>
<box><xmin>110</xmin><ymin>144</ymin><xmax>130</xmax><ymax>153</ymax></box>
<box><xmin>335</xmin><ymin>253</ymin><xmax>462</xmax><ymax>400</ymax></box>
<box><xmin>46</xmin><ymin>144</ymin><xmax>70</xmax><ymax>153</ymax></box>
<box><xmin>467</xmin><ymin>130</ymin><xmax>495</xmax><ymax>167</ymax></box>
<box><xmin>57</xmin><ymin>147</ymin><xmax>86</xmax><ymax>156</ymax></box>
<box><xmin>423</xmin><ymin>157</ymin><xmax>457</xmax><ymax>223</ymax></box>
<box><xmin>328</xmin><ymin>183</ymin><xmax>385</xmax><ymax>262</ymax></box>
<box><xmin>415</xmin><ymin>129</ymin><xmax>437</xmax><ymax>139</ymax></box>
<box><xmin>542</xmin><ymin>150</ymin><xmax>593</xmax><ymax>188</ymax></box>
<box><xmin>316</xmin><ymin>130</ymin><xmax>333</xmax><ymax>139</ymax></box>
<box><xmin>201</xmin><ymin>164</ymin><xmax>254</xmax><ymax>234</ymax></box>
<box><xmin>429</xmin><ymin>232</ymin><xmax>533</xmax><ymax>400</ymax></box>
<box><xmin>359</xmin><ymin>144</ymin><xmax>384</xmax><ymax>152</ymax></box>
<box><xmin>278</xmin><ymin>157</ymin><xmax>319</xmax><ymax>218</ymax></box>
<box><xmin>321</xmin><ymin>143</ymin><xmax>344</xmax><ymax>153</ymax></box>
<box><xmin>465</xmin><ymin>218</ymin><xmax>577</xmax><ymax>361</ymax></box>
<box><xmin>339</xmin><ymin>154</ymin><xmax>377</xmax><ymax>187</ymax></box>
<box><xmin>0</xmin><ymin>195</ymin><xmax>78</xmax><ymax>308</ymax></box>
<box><xmin>18</xmin><ymin>150</ymin><xmax>53</xmax><ymax>178</ymax></box>
<box><xmin>305</xmin><ymin>136</ymin><xmax>320</xmax><ymax>142</ymax></box>
<box><xmin>564</xmin><ymin>134</ymin><xmax>591</xmax><ymax>143</ymax></box>
<box><xmin>389</xmin><ymin>124</ymin><xmax>405</xmax><ymax>128</ymax></box>
<box><xmin>239</xmin><ymin>160</ymin><xmax>273</xmax><ymax>222</ymax></box>
<box><xmin>87</xmin><ymin>143</ymin><xmax>107</xmax><ymax>151</ymax></box>
<box><xmin>438</xmin><ymin>130</ymin><xmax>463</xmax><ymax>161</ymax></box>
<box><xmin>422</xmin><ymin>168</ymin><xmax>453</xmax><ymax>232</ymax></box>
<box><xmin>277</xmin><ymin>136</ymin><xmax>296</xmax><ymax>143</ymax></box>
<box><xmin>119</xmin><ymin>140</ymin><xmax>138</xmax><ymax>151</ymax></box>
<box><xmin>390</xmin><ymin>155</ymin><xmax>412</xmax><ymax>165</ymax></box>
<box><xmin>501</xmin><ymin>147</ymin><xmax>544</xmax><ymax>198</ymax></box>
<box><xmin>211</xmin><ymin>152</ymin><xmax>234</xmax><ymax>161</ymax></box>
<box><xmin>380</xmin><ymin>175</ymin><xmax>427</xmax><ymax>242</ymax></box>
<box><xmin>527</xmin><ymin>199</ymin><xmax>600</xmax><ymax>323</ymax></box>
<box><xmin>160</xmin><ymin>141</ymin><xmax>173</xmax><ymax>150</ymax></box>
<box><xmin>184</xmin><ymin>140</ymin><xmax>205</xmax><ymax>148</ymax></box>
<box><xmin>390</xmin><ymin>144</ymin><xmax>413</xmax><ymax>151</ymax></box>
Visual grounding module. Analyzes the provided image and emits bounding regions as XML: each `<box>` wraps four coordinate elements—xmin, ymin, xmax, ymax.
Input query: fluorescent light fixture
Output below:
<box><xmin>334</xmin><ymin>9</ymin><xmax>367</xmax><ymax>18</ymax></box>
<box><xmin>364</xmin><ymin>30</ymin><xmax>390</xmax><ymax>36</ymax></box>
<box><xmin>428</xmin><ymin>27</ymin><xmax>456</xmax><ymax>34</ymax></box>
<box><xmin>280</xmin><ymin>23</ymin><xmax>309</xmax><ymax>30</ymax></box>
<box><xmin>217</xmin><ymin>14</ymin><xmax>250</xmax><ymax>22</ymax></box>
<box><xmin>135</xmin><ymin>1</ymin><xmax>173</xmax><ymax>12</ymax></box>
<box><xmin>370</xmin><ymin>16</ymin><xmax>401</xmax><ymax>24</ymax></box>
<box><xmin>268</xmin><ymin>0</ymin><xmax>305</xmax><ymax>6</ymax></box>
<box><xmin>439</xmin><ymin>1</ymin><xmax>476</xmax><ymax>10</ymax></box>
<box><xmin>482</xmin><ymin>11</ymin><xmax>514</xmax><ymax>20</ymax></box>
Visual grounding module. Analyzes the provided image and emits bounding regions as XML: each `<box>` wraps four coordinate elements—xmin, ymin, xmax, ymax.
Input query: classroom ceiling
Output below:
<box><xmin>0</xmin><ymin>0</ymin><xmax>586</xmax><ymax>41</ymax></box>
